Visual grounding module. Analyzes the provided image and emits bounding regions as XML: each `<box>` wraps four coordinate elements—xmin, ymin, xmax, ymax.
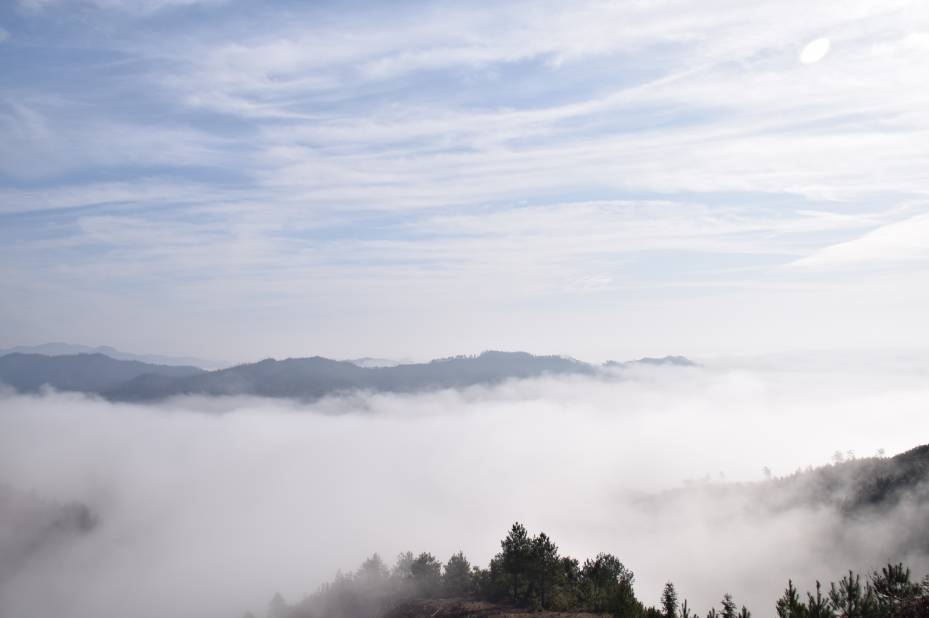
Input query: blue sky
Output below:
<box><xmin>1</xmin><ymin>0</ymin><xmax>928</xmax><ymax>362</ymax></box>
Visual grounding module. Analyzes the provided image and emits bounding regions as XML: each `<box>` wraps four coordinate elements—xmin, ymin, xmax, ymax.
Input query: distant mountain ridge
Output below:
<box><xmin>0</xmin><ymin>353</ymin><xmax>206</xmax><ymax>394</ymax></box>
<box><xmin>0</xmin><ymin>342</ymin><xmax>227</xmax><ymax>370</ymax></box>
<box><xmin>603</xmin><ymin>355</ymin><xmax>697</xmax><ymax>368</ymax></box>
<box><xmin>0</xmin><ymin>350</ymin><xmax>695</xmax><ymax>403</ymax></box>
<box><xmin>346</xmin><ymin>357</ymin><xmax>406</xmax><ymax>368</ymax></box>
<box><xmin>107</xmin><ymin>351</ymin><xmax>597</xmax><ymax>402</ymax></box>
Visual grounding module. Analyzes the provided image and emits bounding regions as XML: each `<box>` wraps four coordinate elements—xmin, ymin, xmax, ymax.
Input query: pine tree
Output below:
<box><xmin>681</xmin><ymin>599</ymin><xmax>693</xmax><ymax>618</ymax></box>
<box><xmin>581</xmin><ymin>553</ymin><xmax>634</xmax><ymax>611</ymax></box>
<box><xmin>661</xmin><ymin>582</ymin><xmax>679</xmax><ymax>618</ymax></box>
<box><xmin>392</xmin><ymin>551</ymin><xmax>415</xmax><ymax>581</ymax></box>
<box><xmin>606</xmin><ymin>576</ymin><xmax>643</xmax><ymax>617</ymax></box>
<box><xmin>501</xmin><ymin>522</ymin><xmax>532</xmax><ymax>603</ymax></box>
<box><xmin>356</xmin><ymin>553</ymin><xmax>388</xmax><ymax>585</ymax></box>
<box><xmin>806</xmin><ymin>581</ymin><xmax>831</xmax><ymax>618</ymax></box>
<box><xmin>410</xmin><ymin>552</ymin><xmax>442</xmax><ymax>597</ymax></box>
<box><xmin>443</xmin><ymin>551</ymin><xmax>472</xmax><ymax>597</ymax></box>
<box><xmin>777</xmin><ymin>580</ymin><xmax>808</xmax><ymax>618</ymax></box>
<box><xmin>829</xmin><ymin>571</ymin><xmax>878</xmax><ymax>618</ymax></box>
<box><xmin>721</xmin><ymin>594</ymin><xmax>737</xmax><ymax>618</ymax></box>
<box><xmin>871</xmin><ymin>563</ymin><xmax>919</xmax><ymax>612</ymax></box>
<box><xmin>267</xmin><ymin>592</ymin><xmax>288</xmax><ymax>618</ymax></box>
<box><xmin>529</xmin><ymin>532</ymin><xmax>560</xmax><ymax>608</ymax></box>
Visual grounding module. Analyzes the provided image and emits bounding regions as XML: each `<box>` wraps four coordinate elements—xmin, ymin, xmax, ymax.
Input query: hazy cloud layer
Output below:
<box><xmin>2</xmin><ymin>361</ymin><xmax>928</xmax><ymax>617</ymax></box>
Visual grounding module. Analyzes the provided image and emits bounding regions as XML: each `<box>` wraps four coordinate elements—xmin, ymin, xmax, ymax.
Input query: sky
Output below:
<box><xmin>1</xmin><ymin>0</ymin><xmax>929</xmax><ymax>363</ymax></box>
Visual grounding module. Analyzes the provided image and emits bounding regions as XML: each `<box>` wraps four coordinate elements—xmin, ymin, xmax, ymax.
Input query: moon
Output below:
<box><xmin>800</xmin><ymin>37</ymin><xmax>831</xmax><ymax>64</ymax></box>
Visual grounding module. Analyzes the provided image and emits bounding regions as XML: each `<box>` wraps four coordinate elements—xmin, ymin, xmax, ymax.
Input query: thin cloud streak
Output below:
<box><xmin>2</xmin><ymin>0</ymin><xmax>929</xmax><ymax>356</ymax></box>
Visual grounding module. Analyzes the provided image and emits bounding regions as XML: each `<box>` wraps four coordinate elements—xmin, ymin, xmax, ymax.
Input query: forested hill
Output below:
<box><xmin>779</xmin><ymin>443</ymin><xmax>929</xmax><ymax>513</ymax></box>
<box><xmin>0</xmin><ymin>342</ymin><xmax>223</xmax><ymax>369</ymax></box>
<box><xmin>108</xmin><ymin>351</ymin><xmax>597</xmax><ymax>400</ymax></box>
<box><xmin>0</xmin><ymin>353</ymin><xmax>205</xmax><ymax>394</ymax></box>
<box><xmin>0</xmin><ymin>350</ymin><xmax>695</xmax><ymax>403</ymax></box>
<box><xmin>645</xmin><ymin>443</ymin><xmax>929</xmax><ymax>516</ymax></box>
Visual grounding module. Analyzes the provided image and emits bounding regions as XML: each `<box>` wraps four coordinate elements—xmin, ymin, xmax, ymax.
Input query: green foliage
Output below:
<box><xmin>777</xmin><ymin>580</ymin><xmax>807</xmax><ymax>618</ymax></box>
<box><xmin>392</xmin><ymin>551</ymin><xmax>414</xmax><ymax>581</ymax></box>
<box><xmin>409</xmin><ymin>552</ymin><xmax>442</xmax><ymax>597</ymax></box>
<box><xmin>260</xmin><ymin>522</ymin><xmax>929</xmax><ymax>618</ymax></box>
<box><xmin>528</xmin><ymin>532</ymin><xmax>560</xmax><ymax>608</ymax></box>
<box><xmin>829</xmin><ymin>571</ymin><xmax>879</xmax><ymax>618</ymax></box>
<box><xmin>500</xmin><ymin>521</ymin><xmax>532</xmax><ymax>603</ymax></box>
<box><xmin>662</xmin><ymin>582</ymin><xmax>679</xmax><ymax>618</ymax></box>
<box><xmin>681</xmin><ymin>599</ymin><xmax>693</xmax><ymax>618</ymax></box>
<box><xmin>357</xmin><ymin>553</ymin><xmax>388</xmax><ymax>585</ymax></box>
<box><xmin>805</xmin><ymin>581</ymin><xmax>831</xmax><ymax>618</ymax></box>
<box><xmin>479</xmin><ymin>554</ymin><xmax>511</xmax><ymax>601</ymax></box>
<box><xmin>606</xmin><ymin>576</ymin><xmax>644</xmax><ymax>617</ymax></box>
<box><xmin>870</xmin><ymin>563</ymin><xmax>920</xmax><ymax>612</ymax></box>
<box><xmin>581</xmin><ymin>552</ymin><xmax>635</xmax><ymax>611</ymax></box>
<box><xmin>720</xmin><ymin>594</ymin><xmax>737</xmax><ymax>618</ymax></box>
<box><xmin>443</xmin><ymin>551</ymin><xmax>472</xmax><ymax>597</ymax></box>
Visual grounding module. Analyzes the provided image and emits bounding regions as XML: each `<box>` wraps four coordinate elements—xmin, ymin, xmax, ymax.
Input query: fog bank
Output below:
<box><xmin>1</xmin><ymin>361</ymin><xmax>928</xmax><ymax>617</ymax></box>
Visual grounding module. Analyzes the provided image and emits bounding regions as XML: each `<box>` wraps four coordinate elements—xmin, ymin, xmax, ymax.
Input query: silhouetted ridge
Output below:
<box><xmin>0</xmin><ymin>349</ymin><xmax>694</xmax><ymax>403</ymax></box>
<box><xmin>107</xmin><ymin>350</ymin><xmax>596</xmax><ymax>402</ymax></box>
<box><xmin>780</xmin><ymin>443</ymin><xmax>929</xmax><ymax>513</ymax></box>
<box><xmin>645</xmin><ymin>443</ymin><xmax>929</xmax><ymax>525</ymax></box>
<box><xmin>603</xmin><ymin>355</ymin><xmax>697</xmax><ymax>368</ymax></box>
<box><xmin>0</xmin><ymin>342</ymin><xmax>224</xmax><ymax>369</ymax></box>
<box><xmin>0</xmin><ymin>353</ymin><xmax>205</xmax><ymax>394</ymax></box>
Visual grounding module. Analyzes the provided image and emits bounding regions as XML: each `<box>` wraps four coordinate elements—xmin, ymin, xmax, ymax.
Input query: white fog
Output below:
<box><xmin>2</xmin><ymin>359</ymin><xmax>927</xmax><ymax>617</ymax></box>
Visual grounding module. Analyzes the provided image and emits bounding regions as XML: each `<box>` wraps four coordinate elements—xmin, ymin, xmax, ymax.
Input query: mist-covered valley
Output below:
<box><xmin>2</xmin><ymin>357</ymin><xmax>929</xmax><ymax>618</ymax></box>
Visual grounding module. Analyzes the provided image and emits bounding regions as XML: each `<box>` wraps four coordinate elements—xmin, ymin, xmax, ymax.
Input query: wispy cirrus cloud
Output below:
<box><xmin>2</xmin><ymin>0</ymin><xmax>929</xmax><ymax>357</ymax></box>
<box><xmin>791</xmin><ymin>214</ymin><xmax>929</xmax><ymax>270</ymax></box>
<box><xmin>17</xmin><ymin>0</ymin><xmax>228</xmax><ymax>13</ymax></box>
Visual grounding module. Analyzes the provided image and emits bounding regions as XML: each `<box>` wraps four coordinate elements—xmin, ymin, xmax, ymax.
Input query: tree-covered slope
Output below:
<box><xmin>105</xmin><ymin>351</ymin><xmax>597</xmax><ymax>401</ymax></box>
<box><xmin>0</xmin><ymin>353</ymin><xmax>205</xmax><ymax>394</ymax></box>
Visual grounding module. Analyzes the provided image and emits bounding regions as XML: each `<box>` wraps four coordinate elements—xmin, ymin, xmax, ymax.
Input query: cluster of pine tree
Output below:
<box><xmin>255</xmin><ymin>523</ymin><xmax>929</xmax><ymax>618</ymax></box>
<box><xmin>775</xmin><ymin>564</ymin><xmax>929</xmax><ymax>618</ymax></box>
<box><xmin>475</xmin><ymin>522</ymin><xmax>641</xmax><ymax>613</ymax></box>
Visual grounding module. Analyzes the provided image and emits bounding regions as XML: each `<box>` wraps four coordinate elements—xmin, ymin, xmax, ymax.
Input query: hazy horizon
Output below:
<box><xmin>7</xmin><ymin>339</ymin><xmax>929</xmax><ymax>370</ymax></box>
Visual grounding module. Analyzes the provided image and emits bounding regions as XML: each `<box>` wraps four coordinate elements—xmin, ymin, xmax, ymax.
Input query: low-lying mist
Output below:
<box><xmin>2</xmin><ymin>359</ymin><xmax>928</xmax><ymax>618</ymax></box>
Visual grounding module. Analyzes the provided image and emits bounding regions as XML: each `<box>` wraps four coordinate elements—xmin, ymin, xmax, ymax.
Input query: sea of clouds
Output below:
<box><xmin>2</xmin><ymin>357</ymin><xmax>929</xmax><ymax>617</ymax></box>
